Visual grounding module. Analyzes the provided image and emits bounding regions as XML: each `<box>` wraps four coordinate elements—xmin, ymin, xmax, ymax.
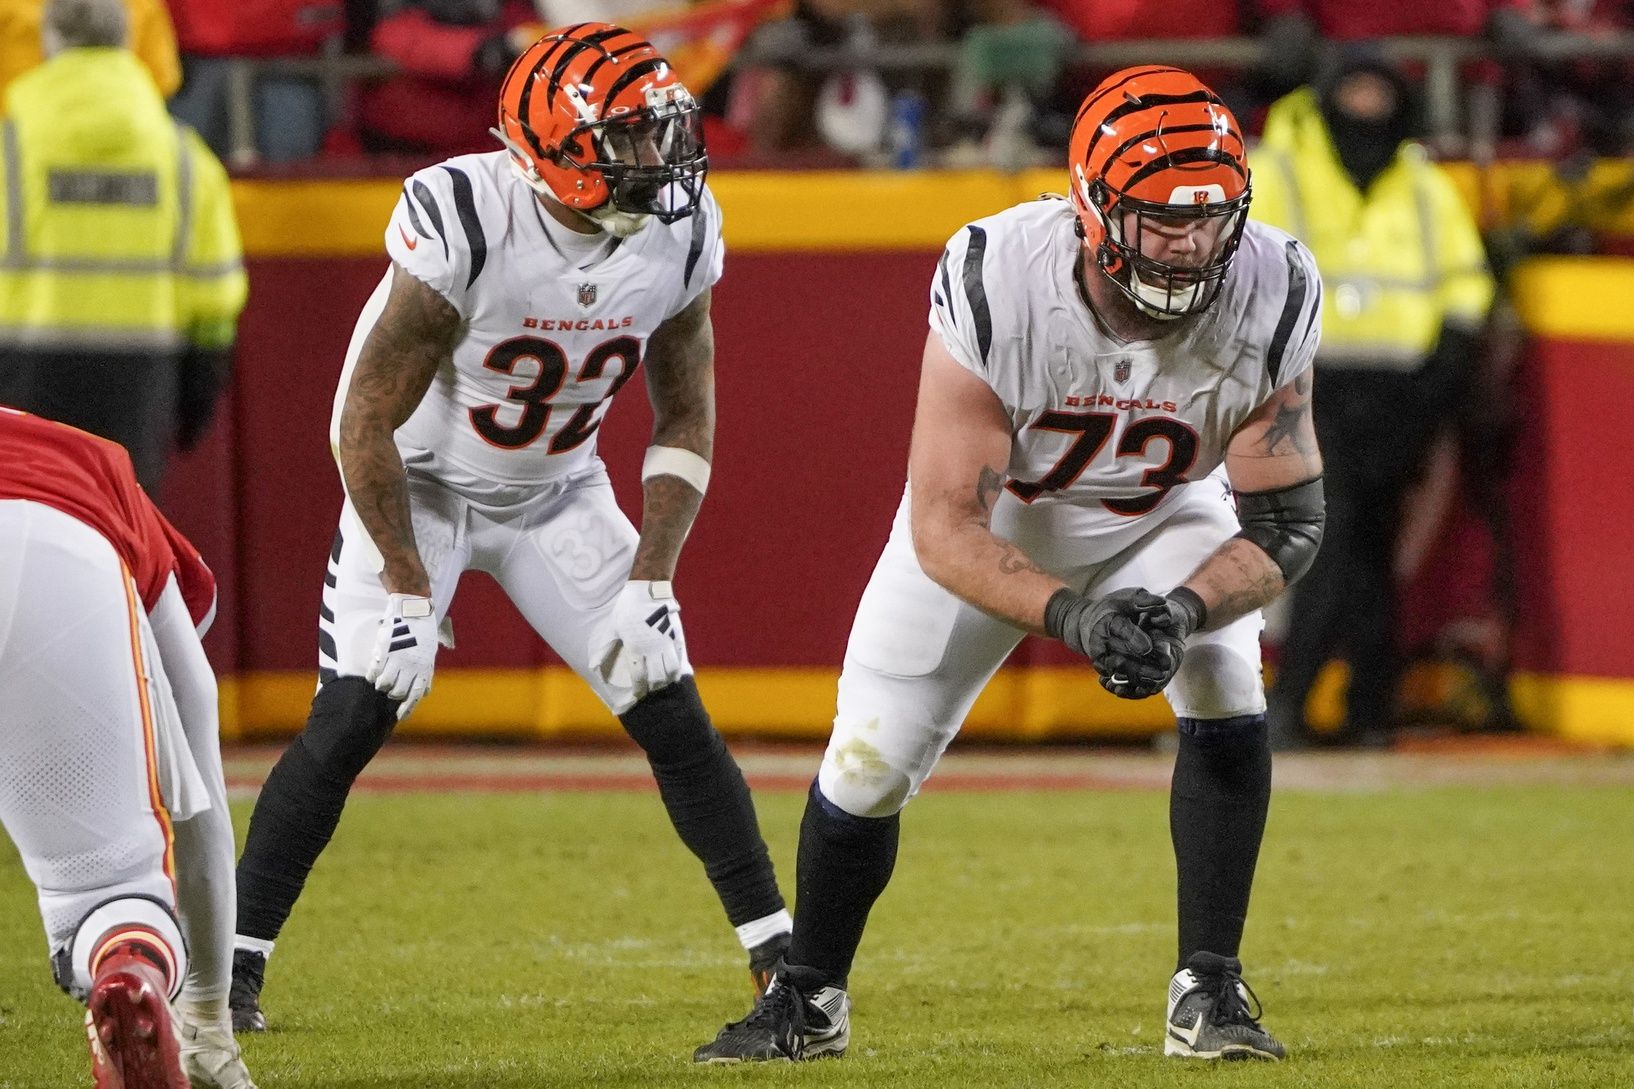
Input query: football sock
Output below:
<box><xmin>618</xmin><ymin>677</ymin><xmax>786</xmax><ymax>927</ymax></box>
<box><xmin>1170</xmin><ymin>714</ymin><xmax>1272</xmax><ymax>970</ymax></box>
<box><xmin>236</xmin><ymin>677</ymin><xmax>397</xmax><ymax>942</ymax></box>
<box><xmin>735</xmin><ymin>909</ymin><xmax>793</xmax><ymax>951</ymax></box>
<box><xmin>785</xmin><ymin>781</ymin><xmax>900</xmax><ymax>990</ymax></box>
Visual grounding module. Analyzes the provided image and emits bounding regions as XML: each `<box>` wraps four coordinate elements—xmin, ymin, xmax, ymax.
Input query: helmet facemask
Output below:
<box><xmin>493</xmin><ymin>81</ymin><xmax>707</xmax><ymax>236</ymax></box>
<box><xmin>581</xmin><ymin>91</ymin><xmax>708</xmax><ymax>225</ymax></box>
<box><xmin>1085</xmin><ymin>176</ymin><xmax>1251</xmax><ymax>320</ymax></box>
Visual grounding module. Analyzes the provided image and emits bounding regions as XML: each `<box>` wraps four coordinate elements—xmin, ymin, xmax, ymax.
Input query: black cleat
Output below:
<box><xmin>1164</xmin><ymin>951</ymin><xmax>1284</xmax><ymax>1060</ymax></box>
<box><xmin>747</xmin><ymin>932</ymin><xmax>790</xmax><ymax>995</ymax></box>
<box><xmin>693</xmin><ymin>969</ymin><xmax>850</xmax><ymax>1063</ymax></box>
<box><xmin>228</xmin><ymin>950</ymin><xmax>268</xmax><ymax>1034</ymax></box>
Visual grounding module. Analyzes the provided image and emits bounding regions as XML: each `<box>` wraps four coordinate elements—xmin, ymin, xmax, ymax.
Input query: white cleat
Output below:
<box><xmin>179</xmin><ymin>1017</ymin><xmax>260</xmax><ymax>1089</ymax></box>
<box><xmin>1164</xmin><ymin>951</ymin><xmax>1285</xmax><ymax>1061</ymax></box>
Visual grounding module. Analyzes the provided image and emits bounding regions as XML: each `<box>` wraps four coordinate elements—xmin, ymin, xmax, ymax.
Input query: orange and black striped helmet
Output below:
<box><xmin>493</xmin><ymin>23</ymin><xmax>706</xmax><ymax>226</ymax></box>
<box><xmin>1069</xmin><ymin>66</ymin><xmax>1251</xmax><ymax>318</ymax></box>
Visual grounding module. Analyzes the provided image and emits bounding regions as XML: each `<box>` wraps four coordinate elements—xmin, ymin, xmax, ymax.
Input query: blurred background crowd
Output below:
<box><xmin>1</xmin><ymin>0</ymin><xmax>1628</xmax><ymax>171</ymax></box>
<box><xmin>4</xmin><ymin>0</ymin><xmax>1633</xmax><ymax>751</ymax></box>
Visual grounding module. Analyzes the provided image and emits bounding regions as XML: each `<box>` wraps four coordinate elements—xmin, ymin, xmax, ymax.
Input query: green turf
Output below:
<box><xmin>3</xmin><ymin>784</ymin><xmax>1631</xmax><ymax>1088</ymax></box>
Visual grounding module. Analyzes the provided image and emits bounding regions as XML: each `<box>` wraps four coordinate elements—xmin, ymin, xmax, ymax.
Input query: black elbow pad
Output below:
<box><xmin>1233</xmin><ymin>475</ymin><xmax>1325</xmax><ymax>586</ymax></box>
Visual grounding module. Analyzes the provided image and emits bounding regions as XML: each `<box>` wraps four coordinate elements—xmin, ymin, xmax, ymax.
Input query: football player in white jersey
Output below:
<box><xmin>228</xmin><ymin>24</ymin><xmax>791</xmax><ymax>1031</ymax></box>
<box><xmin>695</xmin><ymin>66</ymin><xmax>1325</xmax><ymax>1064</ymax></box>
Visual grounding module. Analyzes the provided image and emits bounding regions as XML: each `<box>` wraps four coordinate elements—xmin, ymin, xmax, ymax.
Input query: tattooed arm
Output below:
<box><xmin>336</xmin><ymin>264</ymin><xmax>462</xmax><ymax>597</ymax></box>
<box><xmin>631</xmin><ymin>288</ymin><xmax>715</xmax><ymax>581</ymax></box>
<box><xmin>1182</xmin><ymin>371</ymin><xmax>1326</xmax><ymax>628</ymax></box>
<box><xmin>908</xmin><ymin>332</ymin><xmax>1066</xmax><ymax>633</ymax></box>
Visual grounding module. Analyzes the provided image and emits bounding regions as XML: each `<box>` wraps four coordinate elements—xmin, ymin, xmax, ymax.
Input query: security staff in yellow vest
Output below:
<box><xmin>1249</xmin><ymin>52</ymin><xmax>1495</xmax><ymax>749</ymax></box>
<box><xmin>0</xmin><ymin>0</ymin><xmax>245</xmax><ymax>496</ymax></box>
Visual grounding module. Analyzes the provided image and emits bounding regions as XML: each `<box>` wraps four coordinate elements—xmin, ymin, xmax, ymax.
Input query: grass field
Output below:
<box><xmin>3</xmin><ymin>744</ymin><xmax>1632</xmax><ymax>1088</ymax></box>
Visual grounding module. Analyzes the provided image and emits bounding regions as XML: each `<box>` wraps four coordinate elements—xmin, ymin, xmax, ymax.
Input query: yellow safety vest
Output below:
<box><xmin>1249</xmin><ymin>87</ymin><xmax>1494</xmax><ymax>369</ymax></box>
<box><xmin>0</xmin><ymin>47</ymin><xmax>245</xmax><ymax>355</ymax></box>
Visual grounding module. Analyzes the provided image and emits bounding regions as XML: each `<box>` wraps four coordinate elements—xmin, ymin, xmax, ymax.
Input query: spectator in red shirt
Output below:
<box><xmin>167</xmin><ymin>0</ymin><xmax>343</xmax><ymax>162</ymax></box>
<box><xmin>358</xmin><ymin>0</ymin><xmax>534</xmax><ymax>156</ymax></box>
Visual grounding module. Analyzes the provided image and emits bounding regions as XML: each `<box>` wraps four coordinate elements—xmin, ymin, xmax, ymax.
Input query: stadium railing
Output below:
<box><xmin>214</xmin><ymin>31</ymin><xmax>1634</xmax><ymax>168</ymax></box>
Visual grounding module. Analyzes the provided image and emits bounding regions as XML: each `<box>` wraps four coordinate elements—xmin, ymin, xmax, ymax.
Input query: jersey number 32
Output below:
<box><xmin>469</xmin><ymin>335</ymin><xmax>641</xmax><ymax>452</ymax></box>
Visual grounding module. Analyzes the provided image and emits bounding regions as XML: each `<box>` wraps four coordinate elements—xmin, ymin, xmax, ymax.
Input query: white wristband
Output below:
<box><xmin>641</xmin><ymin>445</ymin><xmax>711</xmax><ymax>495</ymax></box>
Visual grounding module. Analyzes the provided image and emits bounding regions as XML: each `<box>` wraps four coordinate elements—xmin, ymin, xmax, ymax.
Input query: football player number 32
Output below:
<box><xmin>469</xmin><ymin>334</ymin><xmax>641</xmax><ymax>451</ymax></box>
<box><xmin>1007</xmin><ymin>411</ymin><xmax>1198</xmax><ymax>514</ymax></box>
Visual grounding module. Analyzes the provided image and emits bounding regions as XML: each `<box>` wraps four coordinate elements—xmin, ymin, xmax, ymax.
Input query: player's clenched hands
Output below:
<box><xmin>593</xmin><ymin>580</ymin><xmax>687</xmax><ymax>702</ymax></box>
<box><xmin>367</xmin><ymin>593</ymin><xmax>438</xmax><ymax>720</ymax></box>
<box><xmin>1045</xmin><ymin>586</ymin><xmax>1201</xmax><ymax>700</ymax></box>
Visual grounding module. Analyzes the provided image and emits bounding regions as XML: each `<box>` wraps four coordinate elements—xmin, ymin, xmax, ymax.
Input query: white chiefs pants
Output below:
<box><xmin>0</xmin><ymin>501</ymin><xmax>230</xmax><ymax>991</ymax></box>
<box><xmin>320</xmin><ymin>460</ymin><xmax>687</xmax><ymax>716</ymax></box>
<box><xmin>819</xmin><ymin>475</ymin><xmax>1267</xmax><ymax>818</ymax></box>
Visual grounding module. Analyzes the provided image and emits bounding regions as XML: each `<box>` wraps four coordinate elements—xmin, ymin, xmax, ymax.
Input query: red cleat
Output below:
<box><xmin>85</xmin><ymin>950</ymin><xmax>188</xmax><ymax>1089</ymax></box>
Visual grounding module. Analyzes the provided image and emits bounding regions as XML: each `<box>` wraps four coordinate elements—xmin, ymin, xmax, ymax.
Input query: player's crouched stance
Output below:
<box><xmin>0</xmin><ymin>409</ymin><xmax>256</xmax><ymax>1088</ymax></box>
<box><xmin>228</xmin><ymin>23</ymin><xmax>790</xmax><ymax>1032</ymax></box>
<box><xmin>695</xmin><ymin>66</ymin><xmax>1327</xmax><ymax>1065</ymax></box>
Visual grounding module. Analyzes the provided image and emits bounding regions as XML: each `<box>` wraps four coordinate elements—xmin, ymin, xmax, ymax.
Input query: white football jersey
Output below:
<box><xmin>929</xmin><ymin>198</ymin><xmax>1321</xmax><ymax>530</ymax></box>
<box><xmin>332</xmin><ymin>151</ymin><xmax>724</xmax><ymax>499</ymax></box>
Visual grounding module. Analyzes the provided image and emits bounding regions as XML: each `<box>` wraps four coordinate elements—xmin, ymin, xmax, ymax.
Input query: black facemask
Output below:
<box><xmin>1319</xmin><ymin>63</ymin><xmax>1416</xmax><ymax>192</ymax></box>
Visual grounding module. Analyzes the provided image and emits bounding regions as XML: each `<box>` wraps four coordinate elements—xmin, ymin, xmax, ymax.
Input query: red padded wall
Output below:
<box><xmin>161</xmin><ymin>253</ymin><xmax>1634</xmax><ymax>686</ymax></box>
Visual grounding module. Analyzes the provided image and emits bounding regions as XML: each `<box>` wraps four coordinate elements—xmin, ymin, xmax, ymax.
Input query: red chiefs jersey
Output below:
<box><xmin>0</xmin><ymin>408</ymin><xmax>216</xmax><ymax>628</ymax></box>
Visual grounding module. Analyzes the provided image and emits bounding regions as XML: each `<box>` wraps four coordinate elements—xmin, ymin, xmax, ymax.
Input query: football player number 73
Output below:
<box><xmin>469</xmin><ymin>334</ymin><xmax>642</xmax><ymax>452</ymax></box>
<box><xmin>1007</xmin><ymin>411</ymin><xmax>1198</xmax><ymax>514</ymax></box>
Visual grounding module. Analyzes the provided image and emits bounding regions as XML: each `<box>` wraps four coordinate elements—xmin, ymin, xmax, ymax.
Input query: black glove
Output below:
<box><xmin>1153</xmin><ymin>586</ymin><xmax>1207</xmax><ymax>644</ymax></box>
<box><xmin>1045</xmin><ymin>587</ymin><xmax>1174</xmax><ymax>699</ymax></box>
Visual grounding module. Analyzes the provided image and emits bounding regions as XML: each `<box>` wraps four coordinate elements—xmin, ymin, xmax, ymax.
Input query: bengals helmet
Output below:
<box><xmin>493</xmin><ymin>23</ymin><xmax>706</xmax><ymax>230</ymax></box>
<box><xmin>1069</xmin><ymin>66</ymin><xmax>1251</xmax><ymax>319</ymax></box>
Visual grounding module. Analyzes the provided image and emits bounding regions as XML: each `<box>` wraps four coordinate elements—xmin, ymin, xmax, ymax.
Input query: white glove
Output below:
<box><xmin>366</xmin><ymin>593</ymin><xmax>437</xmax><ymax>720</ymax></box>
<box><xmin>593</xmin><ymin>580</ymin><xmax>687</xmax><ymax>702</ymax></box>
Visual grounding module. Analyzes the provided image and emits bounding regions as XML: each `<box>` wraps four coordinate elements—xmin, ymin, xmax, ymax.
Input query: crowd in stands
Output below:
<box><xmin>1</xmin><ymin>0</ymin><xmax>1624</xmax><ymax>169</ymax></box>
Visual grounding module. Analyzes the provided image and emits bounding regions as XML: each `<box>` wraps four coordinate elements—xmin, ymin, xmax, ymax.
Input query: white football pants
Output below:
<box><xmin>0</xmin><ymin>501</ymin><xmax>234</xmax><ymax>1003</ymax></box>
<box><xmin>820</xmin><ymin>477</ymin><xmax>1267</xmax><ymax>819</ymax></box>
<box><xmin>320</xmin><ymin>460</ymin><xmax>687</xmax><ymax>716</ymax></box>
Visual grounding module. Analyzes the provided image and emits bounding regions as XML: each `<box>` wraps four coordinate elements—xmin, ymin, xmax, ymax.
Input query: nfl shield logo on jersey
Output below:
<box><xmin>1114</xmin><ymin>358</ymin><xmax>1131</xmax><ymax>383</ymax></box>
<box><xmin>577</xmin><ymin>282</ymin><xmax>597</xmax><ymax>309</ymax></box>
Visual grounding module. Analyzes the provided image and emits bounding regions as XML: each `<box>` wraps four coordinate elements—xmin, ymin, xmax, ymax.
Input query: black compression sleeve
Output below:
<box><xmin>1233</xmin><ymin>475</ymin><xmax>1325</xmax><ymax>585</ymax></box>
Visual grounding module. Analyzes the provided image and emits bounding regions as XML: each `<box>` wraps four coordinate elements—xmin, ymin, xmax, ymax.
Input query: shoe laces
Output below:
<box><xmin>1205</xmin><ymin>969</ymin><xmax>1265</xmax><ymax>1027</ymax></box>
<box><xmin>229</xmin><ymin>953</ymin><xmax>264</xmax><ymax>1001</ymax></box>
<box><xmin>732</xmin><ymin>975</ymin><xmax>807</xmax><ymax>1036</ymax></box>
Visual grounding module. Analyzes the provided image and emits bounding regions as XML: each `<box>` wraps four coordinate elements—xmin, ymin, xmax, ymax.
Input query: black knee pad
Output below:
<box><xmin>619</xmin><ymin>676</ymin><xmax>720</xmax><ymax>765</ymax></box>
<box><xmin>296</xmin><ymin>676</ymin><xmax>398</xmax><ymax>782</ymax></box>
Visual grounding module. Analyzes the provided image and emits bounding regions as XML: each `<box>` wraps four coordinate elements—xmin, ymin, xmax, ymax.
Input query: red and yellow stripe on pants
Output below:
<box><xmin>119</xmin><ymin>565</ymin><xmax>175</xmax><ymax>894</ymax></box>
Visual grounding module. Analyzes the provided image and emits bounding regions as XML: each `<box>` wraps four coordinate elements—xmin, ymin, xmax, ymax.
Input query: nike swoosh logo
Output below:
<box><xmin>398</xmin><ymin>224</ymin><xmax>418</xmax><ymax>251</ymax></box>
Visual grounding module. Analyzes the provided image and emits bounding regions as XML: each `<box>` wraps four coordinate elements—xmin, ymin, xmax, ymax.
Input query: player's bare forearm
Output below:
<box><xmin>632</xmin><ymin>289</ymin><xmax>714</xmax><ymax>580</ymax></box>
<box><xmin>1197</xmin><ymin>370</ymin><xmax>1325</xmax><ymax>627</ymax></box>
<box><xmin>1179</xmin><ymin>537</ymin><xmax>1286</xmax><ymax>629</ymax></box>
<box><xmin>631</xmin><ymin>476</ymin><xmax>703</xmax><ymax>581</ymax></box>
<box><xmin>912</xmin><ymin>464</ymin><xmax>1065</xmax><ymax>634</ymax></box>
<box><xmin>908</xmin><ymin>332</ymin><xmax>1062</xmax><ymax>631</ymax></box>
<box><xmin>337</xmin><ymin>266</ymin><xmax>460</xmax><ymax>596</ymax></box>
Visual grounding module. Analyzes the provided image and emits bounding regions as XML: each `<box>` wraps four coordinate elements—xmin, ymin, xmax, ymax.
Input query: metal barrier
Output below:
<box><xmin>220</xmin><ymin>32</ymin><xmax>1634</xmax><ymax>167</ymax></box>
